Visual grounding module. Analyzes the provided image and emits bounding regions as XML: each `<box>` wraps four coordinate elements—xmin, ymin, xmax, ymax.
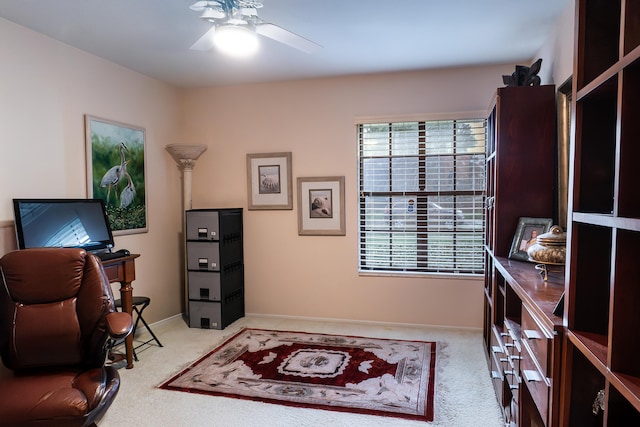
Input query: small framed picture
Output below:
<box><xmin>509</xmin><ymin>217</ymin><xmax>553</xmax><ymax>261</ymax></box>
<box><xmin>246</xmin><ymin>152</ymin><xmax>293</xmax><ymax>210</ymax></box>
<box><xmin>297</xmin><ymin>176</ymin><xmax>345</xmax><ymax>235</ymax></box>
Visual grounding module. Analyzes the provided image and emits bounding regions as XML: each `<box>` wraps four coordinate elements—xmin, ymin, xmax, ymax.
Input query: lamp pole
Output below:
<box><xmin>165</xmin><ymin>144</ymin><xmax>208</xmax><ymax>318</ymax></box>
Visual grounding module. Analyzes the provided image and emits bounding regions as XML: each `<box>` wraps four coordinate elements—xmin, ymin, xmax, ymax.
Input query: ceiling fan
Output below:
<box><xmin>189</xmin><ymin>0</ymin><xmax>321</xmax><ymax>55</ymax></box>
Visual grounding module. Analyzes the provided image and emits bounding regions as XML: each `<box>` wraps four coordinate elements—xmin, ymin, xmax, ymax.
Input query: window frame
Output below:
<box><xmin>357</xmin><ymin>117</ymin><xmax>487</xmax><ymax>277</ymax></box>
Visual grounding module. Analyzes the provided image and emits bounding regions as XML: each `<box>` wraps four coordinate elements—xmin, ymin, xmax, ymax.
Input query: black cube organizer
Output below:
<box><xmin>186</xmin><ymin>208</ymin><xmax>244</xmax><ymax>329</ymax></box>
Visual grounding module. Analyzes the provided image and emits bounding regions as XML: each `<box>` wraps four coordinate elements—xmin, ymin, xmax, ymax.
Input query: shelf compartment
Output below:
<box><xmin>568</xmin><ymin>222</ymin><xmax>612</xmax><ymax>336</ymax></box>
<box><xmin>574</xmin><ymin>75</ymin><xmax>618</xmax><ymax>214</ymax></box>
<box><xmin>610</xmin><ymin>229</ymin><xmax>640</xmax><ymax>377</ymax></box>
<box><xmin>566</xmin><ymin>343</ymin><xmax>606</xmax><ymax>427</ymax></box>
<box><xmin>607</xmin><ymin>381</ymin><xmax>640</xmax><ymax>423</ymax></box>
<box><xmin>576</xmin><ymin>0</ymin><xmax>621</xmax><ymax>90</ymax></box>
<box><xmin>624</xmin><ymin>0</ymin><xmax>640</xmax><ymax>55</ymax></box>
<box><xmin>618</xmin><ymin>59</ymin><xmax>640</xmax><ymax>218</ymax></box>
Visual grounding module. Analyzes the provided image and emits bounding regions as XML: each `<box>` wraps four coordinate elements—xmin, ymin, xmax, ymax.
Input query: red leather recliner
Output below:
<box><xmin>0</xmin><ymin>248</ymin><xmax>133</xmax><ymax>427</ymax></box>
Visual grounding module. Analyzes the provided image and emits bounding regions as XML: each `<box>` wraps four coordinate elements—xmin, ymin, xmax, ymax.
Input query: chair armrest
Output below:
<box><xmin>105</xmin><ymin>312</ymin><xmax>133</xmax><ymax>339</ymax></box>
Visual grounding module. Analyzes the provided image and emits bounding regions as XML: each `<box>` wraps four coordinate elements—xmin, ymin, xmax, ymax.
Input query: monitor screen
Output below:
<box><xmin>13</xmin><ymin>198</ymin><xmax>115</xmax><ymax>252</ymax></box>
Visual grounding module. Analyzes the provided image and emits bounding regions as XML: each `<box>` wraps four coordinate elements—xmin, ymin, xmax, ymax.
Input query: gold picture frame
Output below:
<box><xmin>297</xmin><ymin>176</ymin><xmax>345</xmax><ymax>236</ymax></box>
<box><xmin>246</xmin><ymin>152</ymin><xmax>293</xmax><ymax>210</ymax></box>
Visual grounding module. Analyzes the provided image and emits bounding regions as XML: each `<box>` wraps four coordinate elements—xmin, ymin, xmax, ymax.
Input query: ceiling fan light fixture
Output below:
<box><xmin>213</xmin><ymin>25</ymin><xmax>259</xmax><ymax>57</ymax></box>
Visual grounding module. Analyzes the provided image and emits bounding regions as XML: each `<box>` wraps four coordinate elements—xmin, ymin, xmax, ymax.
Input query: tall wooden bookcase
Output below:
<box><xmin>483</xmin><ymin>84</ymin><xmax>559</xmax><ymax>425</ymax></box>
<box><xmin>561</xmin><ymin>0</ymin><xmax>640</xmax><ymax>424</ymax></box>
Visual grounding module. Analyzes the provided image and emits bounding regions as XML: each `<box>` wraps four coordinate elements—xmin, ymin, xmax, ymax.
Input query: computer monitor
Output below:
<box><xmin>13</xmin><ymin>198</ymin><xmax>115</xmax><ymax>252</ymax></box>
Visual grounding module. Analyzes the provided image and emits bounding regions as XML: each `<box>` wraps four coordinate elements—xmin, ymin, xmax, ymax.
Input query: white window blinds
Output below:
<box><xmin>358</xmin><ymin>119</ymin><xmax>486</xmax><ymax>274</ymax></box>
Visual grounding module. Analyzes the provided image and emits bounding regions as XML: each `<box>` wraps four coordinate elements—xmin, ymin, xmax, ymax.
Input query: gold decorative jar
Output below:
<box><xmin>527</xmin><ymin>225</ymin><xmax>566</xmax><ymax>265</ymax></box>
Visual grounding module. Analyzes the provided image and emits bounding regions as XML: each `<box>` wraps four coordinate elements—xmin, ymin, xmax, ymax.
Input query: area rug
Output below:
<box><xmin>159</xmin><ymin>328</ymin><xmax>436</xmax><ymax>422</ymax></box>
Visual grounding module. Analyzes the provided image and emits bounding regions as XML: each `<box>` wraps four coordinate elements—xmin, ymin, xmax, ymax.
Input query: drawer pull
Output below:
<box><xmin>491</xmin><ymin>370</ymin><xmax>501</xmax><ymax>380</ymax></box>
<box><xmin>198</xmin><ymin>258</ymin><xmax>208</xmax><ymax>268</ymax></box>
<box><xmin>522</xmin><ymin>369</ymin><xmax>543</xmax><ymax>383</ymax></box>
<box><xmin>492</xmin><ymin>345</ymin><xmax>503</xmax><ymax>355</ymax></box>
<box><xmin>198</xmin><ymin>228</ymin><xmax>208</xmax><ymax>239</ymax></box>
<box><xmin>524</xmin><ymin>329</ymin><xmax>543</xmax><ymax>340</ymax></box>
<box><xmin>592</xmin><ymin>389</ymin><xmax>605</xmax><ymax>415</ymax></box>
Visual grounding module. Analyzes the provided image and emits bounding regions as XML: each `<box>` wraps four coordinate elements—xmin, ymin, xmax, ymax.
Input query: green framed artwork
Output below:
<box><xmin>85</xmin><ymin>115</ymin><xmax>148</xmax><ymax>235</ymax></box>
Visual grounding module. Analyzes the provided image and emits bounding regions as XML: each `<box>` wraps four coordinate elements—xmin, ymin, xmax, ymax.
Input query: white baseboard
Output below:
<box><xmin>145</xmin><ymin>312</ymin><xmax>481</xmax><ymax>334</ymax></box>
<box><xmin>244</xmin><ymin>312</ymin><xmax>481</xmax><ymax>332</ymax></box>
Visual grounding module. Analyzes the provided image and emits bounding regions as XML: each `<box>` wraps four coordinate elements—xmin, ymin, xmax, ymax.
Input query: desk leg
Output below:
<box><xmin>119</xmin><ymin>281</ymin><xmax>134</xmax><ymax>369</ymax></box>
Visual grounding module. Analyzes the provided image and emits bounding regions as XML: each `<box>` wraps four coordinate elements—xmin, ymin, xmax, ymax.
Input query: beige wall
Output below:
<box><xmin>536</xmin><ymin>0</ymin><xmax>575</xmax><ymax>86</ymax></box>
<box><xmin>0</xmin><ymin>18</ymin><xmax>184</xmax><ymax>323</ymax></box>
<box><xmin>181</xmin><ymin>66</ymin><xmax>509</xmax><ymax>328</ymax></box>
<box><xmin>0</xmin><ymin>6</ymin><xmax>573</xmax><ymax>328</ymax></box>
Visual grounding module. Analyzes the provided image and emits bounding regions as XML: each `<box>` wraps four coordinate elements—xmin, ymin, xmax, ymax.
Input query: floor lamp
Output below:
<box><xmin>165</xmin><ymin>144</ymin><xmax>208</xmax><ymax>211</ymax></box>
<box><xmin>165</xmin><ymin>144</ymin><xmax>208</xmax><ymax>318</ymax></box>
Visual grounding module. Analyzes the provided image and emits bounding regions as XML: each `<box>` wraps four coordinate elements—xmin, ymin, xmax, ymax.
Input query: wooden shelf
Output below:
<box><xmin>567</xmin><ymin>330</ymin><xmax>608</xmax><ymax>370</ymax></box>
<box><xmin>494</xmin><ymin>257</ymin><xmax>564</xmax><ymax>331</ymax></box>
<box><xmin>482</xmin><ymin>84</ymin><xmax>558</xmax><ymax>426</ymax></box>
<box><xmin>562</xmin><ymin>0</ymin><xmax>640</xmax><ymax>424</ymax></box>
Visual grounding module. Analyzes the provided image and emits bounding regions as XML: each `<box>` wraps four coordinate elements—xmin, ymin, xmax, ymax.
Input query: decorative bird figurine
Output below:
<box><xmin>100</xmin><ymin>142</ymin><xmax>128</xmax><ymax>205</ymax></box>
<box><xmin>120</xmin><ymin>172</ymin><xmax>136</xmax><ymax>208</ymax></box>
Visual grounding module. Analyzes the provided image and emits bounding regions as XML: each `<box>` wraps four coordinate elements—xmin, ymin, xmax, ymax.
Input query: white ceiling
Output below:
<box><xmin>0</xmin><ymin>0</ymin><xmax>570</xmax><ymax>88</ymax></box>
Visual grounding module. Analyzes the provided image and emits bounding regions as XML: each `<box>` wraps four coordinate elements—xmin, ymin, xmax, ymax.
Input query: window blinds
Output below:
<box><xmin>358</xmin><ymin>119</ymin><xmax>486</xmax><ymax>274</ymax></box>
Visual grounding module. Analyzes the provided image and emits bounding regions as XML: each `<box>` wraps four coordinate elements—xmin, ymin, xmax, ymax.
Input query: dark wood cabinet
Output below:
<box><xmin>483</xmin><ymin>84</ymin><xmax>560</xmax><ymax>426</ymax></box>
<box><xmin>560</xmin><ymin>0</ymin><xmax>640</xmax><ymax>424</ymax></box>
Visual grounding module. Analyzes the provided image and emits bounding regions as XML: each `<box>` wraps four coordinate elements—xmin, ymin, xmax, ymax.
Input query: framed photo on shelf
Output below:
<box><xmin>246</xmin><ymin>152</ymin><xmax>293</xmax><ymax>210</ymax></box>
<box><xmin>85</xmin><ymin>115</ymin><xmax>147</xmax><ymax>235</ymax></box>
<box><xmin>508</xmin><ymin>217</ymin><xmax>553</xmax><ymax>261</ymax></box>
<box><xmin>297</xmin><ymin>176</ymin><xmax>345</xmax><ymax>236</ymax></box>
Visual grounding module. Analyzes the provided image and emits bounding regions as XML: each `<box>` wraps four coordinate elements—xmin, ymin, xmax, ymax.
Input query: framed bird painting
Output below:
<box><xmin>85</xmin><ymin>115</ymin><xmax>148</xmax><ymax>235</ymax></box>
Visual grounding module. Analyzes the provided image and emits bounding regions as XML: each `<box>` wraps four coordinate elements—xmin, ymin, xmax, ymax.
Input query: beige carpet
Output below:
<box><xmin>101</xmin><ymin>315</ymin><xmax>503</xmax><ymax>427</ymax></box>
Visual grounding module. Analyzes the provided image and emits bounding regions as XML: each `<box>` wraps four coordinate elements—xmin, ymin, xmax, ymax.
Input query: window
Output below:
<box><xmin>358</xmin><ymin>119</ymin><xmax>486</xmax><ymax>275</ymax></box>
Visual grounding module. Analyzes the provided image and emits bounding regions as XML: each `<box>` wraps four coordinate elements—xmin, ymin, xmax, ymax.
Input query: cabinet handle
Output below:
<box><xmin>524</xmin><ymin>329</ymin><xmax>543</xmax><ymax>340</ymax></box>
<box><xmin>592</xmin><ymin>389</ymin><xmax>605</xmax><ymax>415</ymax></box>
<box><xmin>485</xmin><ymin>196</ymin><xmax>495</xmax><ymax>210</ymax></box>
<box><xmin>522</xmin><ymin>369</ymin><xmax>543</xmax><ymax>383</ymax></box>
<box><xmin>491</xmin><ymin>370</ymin><xmax>502</xmax><ymax>380</ymax></box>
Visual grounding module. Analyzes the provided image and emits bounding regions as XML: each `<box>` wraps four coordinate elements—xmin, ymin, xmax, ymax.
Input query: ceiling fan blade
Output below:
<box><xmin>190</xmin><ymin>26</ymin><xmax>216</xmax><ymax>51</ymax></box>
<box><xmin>189</xmin><ymin>1</ymin><xmax>223</xmax><ymax>12</ymax></box>
<box><xmin>256</xmin><ymin>23</ymin><xmax>321</xmax><ymax>54</ymax></box>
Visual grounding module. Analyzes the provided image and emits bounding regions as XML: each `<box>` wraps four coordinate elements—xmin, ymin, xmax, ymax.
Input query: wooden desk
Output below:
<box><xmin>101</xmin><ymin>254</ymin><xmax>140</xmax><ymax>369</ymax></box>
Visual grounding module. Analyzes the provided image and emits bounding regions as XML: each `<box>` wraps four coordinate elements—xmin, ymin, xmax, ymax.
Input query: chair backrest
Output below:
<box><xmin>0</xmin><ymin>248</ymin><xmax>116</xmax><ymax>371</ymax></box>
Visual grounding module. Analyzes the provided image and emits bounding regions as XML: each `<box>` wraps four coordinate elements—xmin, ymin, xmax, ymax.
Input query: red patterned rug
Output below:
<box><xmin>159</xmin><ymin>328</ymin><xmax>436</xmax><ymax>422</ymax></box>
